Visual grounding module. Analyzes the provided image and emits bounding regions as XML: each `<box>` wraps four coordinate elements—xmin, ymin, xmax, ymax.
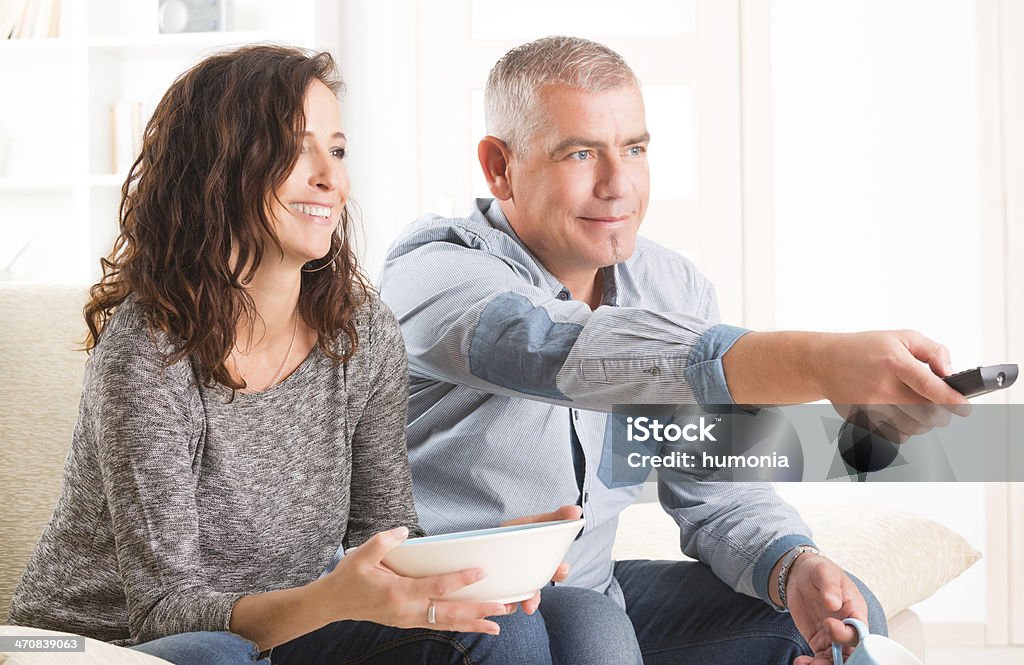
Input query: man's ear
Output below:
<box><xmin>477</xmin><ymin>136</ymin><xmax>514</xmax><ymax>200</ymax></box>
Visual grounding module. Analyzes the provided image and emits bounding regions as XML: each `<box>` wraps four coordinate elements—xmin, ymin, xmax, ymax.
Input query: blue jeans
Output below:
<box><xmin>613</xmin><ymin>559</ymin><xmax>888</xmax><ymax>665</ymax></box>
<box><xmin>130</xmin><ymin>590</ymin><xmax>639</xmax><ymax>665</ymax></box>
<box><xmin>271</xmin><ymin>594</ymin><xmax>641</xmax><ymax>665</ymax></box>
<box><xmin>271</xmin><ymin>609</ymin><xmax>552</xmax><ymax>664</ymax></box>
<box><xmin>130</xmin><ymin>611</ymin><xmax>556</xmax><ymax>665</ymax></box>
<box><xmin>132</xmin><ymin>631</ymin><xmax>268</xmax><ymax>665</ymax></box>
<box><xmin>131</xmin><ymin>561</ymin><xmax>887</xmax><ymax>665</ymax></box>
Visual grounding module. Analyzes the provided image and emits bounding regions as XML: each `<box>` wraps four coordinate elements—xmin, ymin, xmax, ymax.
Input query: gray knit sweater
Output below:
<box><xmin>9</xmin><ymin>294</ymin><xmax>422</xmax><ymax>646</ymax></box>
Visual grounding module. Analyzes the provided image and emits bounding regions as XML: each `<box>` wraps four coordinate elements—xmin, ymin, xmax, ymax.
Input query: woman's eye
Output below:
<box><xmin>331</xmin><ymin>147</ymin><xmax>346</xmax><ymax>159</ymax></box>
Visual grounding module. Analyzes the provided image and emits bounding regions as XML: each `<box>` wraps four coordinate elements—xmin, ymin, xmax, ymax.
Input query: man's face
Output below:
<box><xmin>504</xmin><ymin>84</ymin><xmax>650</xmax><ymax>280</ymax></box>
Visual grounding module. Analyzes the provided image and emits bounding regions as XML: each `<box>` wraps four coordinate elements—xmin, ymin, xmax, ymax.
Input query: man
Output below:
<box><xmin>380</xmin><ymin>36</ymin><xmax>967</xmax><ymax>665</ymax></box>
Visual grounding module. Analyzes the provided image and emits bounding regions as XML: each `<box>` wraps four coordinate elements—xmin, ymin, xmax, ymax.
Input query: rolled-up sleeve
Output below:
<box><xmin>684</xmin><ymin>324</ymin><xmax>751</xmax><ymax>409</ymax></box>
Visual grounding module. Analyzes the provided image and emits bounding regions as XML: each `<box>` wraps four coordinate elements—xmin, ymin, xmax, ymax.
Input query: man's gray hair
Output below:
<box><xmin>484</xmin><ymin>36</ymin><xmax>639</xmax><ymax>155</ymax></box>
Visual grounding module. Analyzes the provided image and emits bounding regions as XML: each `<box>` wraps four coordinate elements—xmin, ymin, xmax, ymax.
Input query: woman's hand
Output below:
<box><xmin>313</xmin><ymin>526</ymin><xmax>508</xmax><ymax>634</ymax></box>
<box><xmin>500</xmin><ymin>504</ymin><xmax>582</xmax><ymax>615</ymax></box>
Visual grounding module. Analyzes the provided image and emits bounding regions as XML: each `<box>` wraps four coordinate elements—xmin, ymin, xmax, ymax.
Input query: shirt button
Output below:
<box><xmin>557</xmin><ymin>291</ymin><xmax>569</xmax><ymax>300</ymax></box>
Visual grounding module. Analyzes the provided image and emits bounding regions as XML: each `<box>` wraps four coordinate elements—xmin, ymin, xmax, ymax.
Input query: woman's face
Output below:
<box><xmin>268</xmin><ymin>79</ymin><xmax>350</xmax><ymax>267</ymax></box>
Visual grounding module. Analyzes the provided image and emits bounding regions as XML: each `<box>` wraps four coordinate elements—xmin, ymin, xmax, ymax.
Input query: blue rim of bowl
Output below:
<box><xmin>398</xmin><ymin>518</ymin><xmax>585</xmax><ymax>546</ymax></box>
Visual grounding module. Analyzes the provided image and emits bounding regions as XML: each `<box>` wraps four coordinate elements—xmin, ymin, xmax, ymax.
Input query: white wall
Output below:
<box><xmin>330</xmin><ymin>0</ymin><xmax>419</xmax><ymax>282</ymax></box>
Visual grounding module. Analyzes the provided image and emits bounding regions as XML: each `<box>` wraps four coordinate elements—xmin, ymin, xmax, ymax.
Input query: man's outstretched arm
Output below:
<box><xmin>382</xmin><ymin>220</ymin><xmax>969</xmax><ymax>415</ymax></box>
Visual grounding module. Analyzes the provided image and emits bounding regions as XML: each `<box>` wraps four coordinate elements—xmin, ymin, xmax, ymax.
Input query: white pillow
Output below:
<box><xmin>612</xmin><ymin>501</ymin><xmax>981</xmax><ymax>617</ymax></box>
<box><xmin>0</xmin><ymin>626</ymin><xmax>172</xmax><ymax>665</ymax></box>
<box><xmin>797</xmin><ymin>504</ymin><xmax>981</xmax><ymax>617</ymax></box>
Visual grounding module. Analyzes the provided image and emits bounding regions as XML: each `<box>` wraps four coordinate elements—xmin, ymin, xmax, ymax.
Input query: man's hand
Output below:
<box><xmin>782</xmin><ymin>554</ymin><xmax>868</xmax><ymax>665</ymax></box>
<box><xmin>500</xmin><ymin>505</ymin><xmax>582</xmax><ymax>614</ymax></box>
<box><xmin>816</xmin><ymin>330</ymin><xmax>971</xmax><ymax>447</ymax></box>
<box><xmin>811</xmin><ymin>330</ymin><xmax>969</xmax><ymax>413</ymax></box>
<box><xmin>724</xmin><ymin>329</ymin><xmax>971</xmax><ymax>445</ymax></box>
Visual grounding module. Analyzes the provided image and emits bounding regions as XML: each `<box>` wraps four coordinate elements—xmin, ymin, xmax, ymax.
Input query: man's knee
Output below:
<box><xmin>539</xmin><ymin>585</ymin><xmax>643</xmax><ymax>665</ymax></box>
<box><xmin>616</xmin><ymin>559</ymin><xmax>811</xmax><ymax>661</ymax></box>
<box><xmin>455</xmin><ymin>607</ymin><xmax>554</xmax><ymax>665</ymax></box>
<box><xmin>847</xmin><ymin>572</ymin><xmax>888</xmax><ymax>637</ymax></box>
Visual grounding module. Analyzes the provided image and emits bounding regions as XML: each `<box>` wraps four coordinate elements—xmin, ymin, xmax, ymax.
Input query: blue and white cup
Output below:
<box><xmin>832</xmin><ymin>618</ymin><xmax>923</xmax><ymax>665</ymax></box>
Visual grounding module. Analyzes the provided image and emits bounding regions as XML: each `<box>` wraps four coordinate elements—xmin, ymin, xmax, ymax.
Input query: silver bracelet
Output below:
<box><xmin>775</xmin><ymin>545</ymin><xmax>820</xmax><ymax>611</ymax></box>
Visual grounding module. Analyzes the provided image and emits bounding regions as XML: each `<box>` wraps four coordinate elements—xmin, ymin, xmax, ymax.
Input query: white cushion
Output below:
<box><xmin>798</xmin><ymin>503</ymin><xmax>981</xmax><ymax>617</ymax></box>
<box><xmin>0</xmin><ymin>284</ymin><xmax>90</xmax><ymax>624</ymax></box>
<box><xmin>612</xmin><ymin>501</ymin><xmax>981</xmax><ymax>618</ymax></box>
<box><xmin>0</xmin><ymin>626</ymin><xmax>172</xmax><ymax>664</ymax></box>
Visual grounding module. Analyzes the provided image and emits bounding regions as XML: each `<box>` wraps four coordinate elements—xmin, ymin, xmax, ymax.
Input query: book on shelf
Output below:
<box><xmin>1</xmin><ymin>0</ymin><xmax>62</xmax><ymax>40</ymax></box>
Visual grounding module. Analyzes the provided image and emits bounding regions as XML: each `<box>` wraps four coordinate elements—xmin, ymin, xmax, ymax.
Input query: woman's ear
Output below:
<box><xmin>477</xmin><ymin>136</ymin><xmax>514</xmax><ymax>200</ymax></box>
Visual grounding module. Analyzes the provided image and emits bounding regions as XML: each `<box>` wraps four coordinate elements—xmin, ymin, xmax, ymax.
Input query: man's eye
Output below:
<box><xmin>571</xmin><ymin>150</ymin><xmax>591</xmax><ymax>160</ymax></box>
<box><xmin>628</xmin><ymin>145</ymin><xmax>646</xmax><ymax>156</ymax></box>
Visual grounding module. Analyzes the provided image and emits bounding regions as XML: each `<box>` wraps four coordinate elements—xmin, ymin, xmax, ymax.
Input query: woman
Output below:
<box><xmin>8</xmin><ymin>45</ymin><xmax>570</xmax><ymax>664</ymax></box>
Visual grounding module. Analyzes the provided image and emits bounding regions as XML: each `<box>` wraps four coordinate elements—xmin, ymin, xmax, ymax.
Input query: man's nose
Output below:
<box><xmin>594</xmin><ymin>157</ymin><xmax>630</xmax><ymax>199</ymax></box>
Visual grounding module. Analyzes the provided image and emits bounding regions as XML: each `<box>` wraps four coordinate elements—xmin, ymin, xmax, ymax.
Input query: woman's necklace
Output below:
<box><xmin>234</xmin><ymin>309</ymin><xmax>299</xmax><ymax>391</ymax></box>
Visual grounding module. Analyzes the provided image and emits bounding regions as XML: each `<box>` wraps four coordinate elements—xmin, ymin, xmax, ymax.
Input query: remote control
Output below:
<box><xmin>942</xmin><ymin>364</ymin><xmax>1018</xmax><ymax>398</ymax></box>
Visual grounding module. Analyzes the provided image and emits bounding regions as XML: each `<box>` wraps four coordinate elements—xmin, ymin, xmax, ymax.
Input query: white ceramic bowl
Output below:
<box><xmin>382</xmin><ymin>518</ymin><xmax>586</xmax><ymax>603</ymax></box>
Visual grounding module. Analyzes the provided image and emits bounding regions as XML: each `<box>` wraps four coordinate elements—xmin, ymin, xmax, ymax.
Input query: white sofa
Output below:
<box><xmin>0</xmin><ymin>282</ymin><xmax>980</xmax><ymax>663</ymax></box>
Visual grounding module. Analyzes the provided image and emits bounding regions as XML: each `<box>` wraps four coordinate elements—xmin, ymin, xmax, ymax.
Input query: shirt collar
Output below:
<box><xmin>477</xmin><ymin>198</ymin><xmax>620</xmax><ymax>307</ymax></box>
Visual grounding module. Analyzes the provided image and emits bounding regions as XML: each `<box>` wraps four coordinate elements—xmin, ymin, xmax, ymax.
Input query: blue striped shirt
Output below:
<box><xmin>380</xmin><ymin>198</ymin><xmax>814</xmax><ymax>606</ymax></box>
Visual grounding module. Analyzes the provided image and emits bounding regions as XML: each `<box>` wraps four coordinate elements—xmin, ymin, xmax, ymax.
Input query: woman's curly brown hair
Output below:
<box><xmin>83</xmin><ymin>44</ymin><xmax>369</xmax><ymax>390</ymax></box>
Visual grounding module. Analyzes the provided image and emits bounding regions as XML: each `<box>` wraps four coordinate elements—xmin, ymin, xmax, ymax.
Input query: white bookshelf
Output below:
<box><xmin>0</xmin><ymin>0</ymin><xmax>323</xmax><ymax>282</ymax></box>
